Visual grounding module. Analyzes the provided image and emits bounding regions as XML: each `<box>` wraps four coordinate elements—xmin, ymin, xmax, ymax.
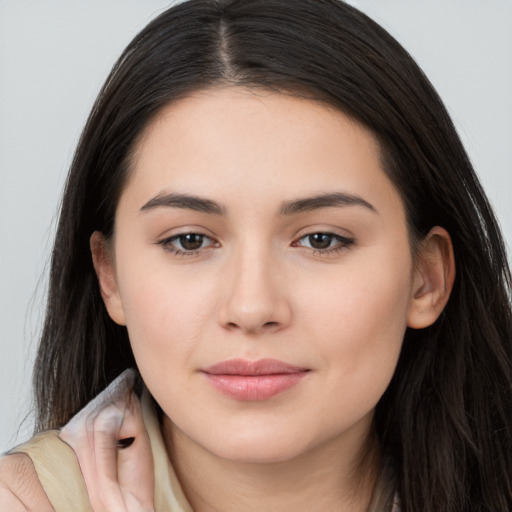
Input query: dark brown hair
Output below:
<box><xmin>34</xmin><ymin>1</ymin><xmax>512</xmax><ymax>510</ymax></box>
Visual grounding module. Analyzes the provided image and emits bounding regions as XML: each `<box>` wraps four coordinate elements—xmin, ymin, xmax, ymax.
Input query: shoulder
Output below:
<box><xmin>0</xmin><ymin>453</ymin><xmax>54</xmax><ymax>511</ymax></box>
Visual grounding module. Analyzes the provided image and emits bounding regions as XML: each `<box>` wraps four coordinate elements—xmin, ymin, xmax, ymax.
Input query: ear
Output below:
<box><xmin>407</xmin><ymin>226</ymin><xmax>455</xmax><ymax>329</ymax></box>
<box><xmin>90</xmin><ymin>231</ymin><xmax>126</xmax><ymax>326</ymax></box>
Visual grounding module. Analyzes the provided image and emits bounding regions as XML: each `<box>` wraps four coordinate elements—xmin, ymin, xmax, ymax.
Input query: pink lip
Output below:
<box><xmin>202</xmin><ymin>359</ymin><xmax>310</xmax><ymax>401</ymax></box>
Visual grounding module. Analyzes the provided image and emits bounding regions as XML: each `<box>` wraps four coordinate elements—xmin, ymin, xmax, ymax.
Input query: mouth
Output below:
<box><xmin>201</xmin><ymin>358</ymin><xmax>310</xmax><ymax>401</ymax></box>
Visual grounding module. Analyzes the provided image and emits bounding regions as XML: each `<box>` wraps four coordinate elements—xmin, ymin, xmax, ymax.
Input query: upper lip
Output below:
<box><xmin>203</xmin><ymin>358</ymin><xmax>309</xmax><ymax>376</ymax></box>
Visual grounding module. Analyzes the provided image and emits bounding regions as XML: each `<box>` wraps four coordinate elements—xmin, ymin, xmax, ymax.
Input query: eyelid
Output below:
<box><xmin>154</xmin><ymin>223</ymin><xmax>218</xmax><ymax>240</ymax></box>
<box><xmin>155</xmin><ymin>230</ymin><xmax>220</xmax><ymax>256</ymax></box>
<box><xmin>293</xmin><ymin>224</ymin><xmax>354</xmax><ymax>241</ymax></box>
<box><xmin>292</xmin><ymin>229</ymin><xmax>356</xmax><ymax>255</ymax></box>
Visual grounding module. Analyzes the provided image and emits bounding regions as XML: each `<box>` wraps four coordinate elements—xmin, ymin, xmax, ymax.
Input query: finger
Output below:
<box><xmin>0</xmin><ymin>453</ymin><xmax>55</xmax><ymax>512</ymax></box>
<box><xmin>59</xmin><ymin>407</ymin><xmax>103</xmax><ymax>508</ymax></box>
<box><xmin>59</xmin><ymin>370</ymin><xmax>137</xmax><ymax>511</ymax></box>
<box><xmin>91</xmin><ymin>395</ymin><xmax>154</xmax><ymax>512</ymax></box>
<box><xmin>92</xmin><ymin>403</ymin><xmax>128</xmax><ymax>511</ymax></box>
<box><xmin>116</xmin><ymin>397</ymin><xmax>155</xmax><ymax>511</ymax></box>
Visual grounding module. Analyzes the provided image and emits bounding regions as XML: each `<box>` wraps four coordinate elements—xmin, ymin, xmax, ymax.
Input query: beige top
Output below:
<box><xmin>12</xmin><ymin>387</ymin><xmax>399</xmax><ymax>512</ymax></box>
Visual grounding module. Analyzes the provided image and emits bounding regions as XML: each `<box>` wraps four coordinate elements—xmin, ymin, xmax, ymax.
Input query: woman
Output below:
<box><xmin>1</xmin><ymin>0</ymin><xmax>511</xmax><ymax>510</ymax></box>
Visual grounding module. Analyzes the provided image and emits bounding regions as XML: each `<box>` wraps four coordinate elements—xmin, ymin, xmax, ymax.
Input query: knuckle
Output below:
<box><xmin>0</xmin><ymin>454</ymin><xmax>33</xmax><ymax>488</ymax></box>
<box><xmin>0</xmin><ymin>454</ymin><xmax>53</xmax><ymax>511</ymax></box>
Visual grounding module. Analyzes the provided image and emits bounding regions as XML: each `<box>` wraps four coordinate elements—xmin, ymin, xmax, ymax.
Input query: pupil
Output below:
<box><xmin>309</xmin><ymin>233</ymin><xmax>332</xmax><ymax>249</ymax></box>
<box><xmin>180</xmin><ymin>234</ymin><xmax>203</xmax><ymax>250</ymax></box>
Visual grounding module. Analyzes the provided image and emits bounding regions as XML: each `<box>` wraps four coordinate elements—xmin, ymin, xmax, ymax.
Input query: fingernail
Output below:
<box><xmin>116</xmin><ymin>437</ymin><xmax>135</xmax><ymax>449</ymax></box>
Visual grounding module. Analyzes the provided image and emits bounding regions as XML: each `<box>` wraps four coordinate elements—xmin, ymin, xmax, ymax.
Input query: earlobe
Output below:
<box><xmin>90</xmin><ymin>231</ymin><xmax>126</xmax><ymax>326</ymax></box>
<box><xmin>407</xmin><ymin>226</ymin><xmax>455</xmax><ymax>329</ymax></box>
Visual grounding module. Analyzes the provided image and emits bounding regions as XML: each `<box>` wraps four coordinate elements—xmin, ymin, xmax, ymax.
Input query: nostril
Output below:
<box><xmin>224</xmin><ymin>320</ymin><xmax>280</xmax><ymax>333</ymax></box>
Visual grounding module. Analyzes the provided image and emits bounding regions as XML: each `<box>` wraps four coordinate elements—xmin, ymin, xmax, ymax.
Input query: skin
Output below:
<box><xmin>93</xmin><ymin>87</ymin><xmax>454</xmax><ymax>511</ymax></box>
<box><xmin>0</xmin><ymin>87</ymin><xmax>453</xmax><ymax>511</ymax></box>
<box><xmin>0</xmin><ymin>454</ymin><xmax>52</xmax><ymax>511</ymax></box>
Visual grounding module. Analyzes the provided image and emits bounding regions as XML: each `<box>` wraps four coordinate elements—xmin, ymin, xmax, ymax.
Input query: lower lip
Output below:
<box><xmin>203</xmin><ymin>372</ymin><xmax>308</xmax><ymax>401</ymax></box>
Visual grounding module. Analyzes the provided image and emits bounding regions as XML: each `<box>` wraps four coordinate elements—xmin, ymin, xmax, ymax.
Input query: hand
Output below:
<box><xmin>59</xmin><ymin>370</ymin><xmax>155</xmax><ymax>512</ymax></box>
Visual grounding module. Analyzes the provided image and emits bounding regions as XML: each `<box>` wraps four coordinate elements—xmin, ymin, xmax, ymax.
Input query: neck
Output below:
<box><xmin>162</xmin><ymin>417</ymin><xmax>381</xmax><ymax>512</ymax></box>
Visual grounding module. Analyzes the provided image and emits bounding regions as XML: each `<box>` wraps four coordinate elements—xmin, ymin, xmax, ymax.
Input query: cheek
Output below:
<box><xmin>298</xmin><ymin>249</ymin><xmax>412</xmax><ymax>396</ymax></box>
<box><xmin>114</xmin><ymin>256</ymin><xmax>219</xmax><ymax>371</ymax></box>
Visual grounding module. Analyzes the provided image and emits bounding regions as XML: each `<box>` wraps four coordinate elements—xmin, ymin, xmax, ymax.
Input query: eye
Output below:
<box><xmin>157</xmin><ymin>232</ymin><xmax>217</xmax><ymax>255</ymax></box>
<box><xmin>293</xmin><ymin>232</ymin><xmax>354</xmax><ymax>253</ymax></box>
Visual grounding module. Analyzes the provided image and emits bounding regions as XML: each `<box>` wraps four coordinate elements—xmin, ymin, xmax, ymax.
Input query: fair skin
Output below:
<box><xmin>0</xmin><ymin>87</ymin><xmax>454</xmax><ymax>511</ymax></box>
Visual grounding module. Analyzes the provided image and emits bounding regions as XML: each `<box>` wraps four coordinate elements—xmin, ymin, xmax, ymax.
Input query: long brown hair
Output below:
<box><xmin>34</xmin><ymin>1</ymin><xmax>512</xmax><ymax>510</ymax></box>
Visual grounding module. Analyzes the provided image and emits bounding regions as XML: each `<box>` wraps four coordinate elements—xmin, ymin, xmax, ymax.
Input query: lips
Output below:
<box><xmin>202</xmin><ymin>358</ymin><xmax>310</xmax><ymax>401</ymax></box>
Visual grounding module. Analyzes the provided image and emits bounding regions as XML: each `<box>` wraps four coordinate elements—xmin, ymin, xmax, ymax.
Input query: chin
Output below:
<box><xmin>205</xmin><ymin>429</ymin><xmax>312</xmax><ymax>465</ymax></box>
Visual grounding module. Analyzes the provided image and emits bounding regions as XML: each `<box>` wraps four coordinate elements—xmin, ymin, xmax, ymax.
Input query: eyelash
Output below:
<box><xmin>156</xmin><ymin>231</ymin><xmax>355</xmax><ymax>257</ymax></box>
<box><xmin>293</xmin><ymin>233</ymin><xmax>355</xmax><ymax>255</ymax></box>
<box><xmin>156</xmin><ymin>232</ymin><xmax>218</xmax><ymax>257</ymax></box>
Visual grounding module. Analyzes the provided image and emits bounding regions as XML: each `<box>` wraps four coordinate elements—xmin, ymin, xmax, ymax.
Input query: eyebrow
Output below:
<box><xmin>139</xmin><ymin>191</ymin><xmax>376</xmax><ymax>216</ymax></box>
<box><xmin>279</xmin><ymin>192</ymin><xmax>377</xmax><ymax>215</ymax></box>
<box><xmin>140</xmin><ymin>192</ymin><xmax>226</xmax><ymax>215</ymax></box>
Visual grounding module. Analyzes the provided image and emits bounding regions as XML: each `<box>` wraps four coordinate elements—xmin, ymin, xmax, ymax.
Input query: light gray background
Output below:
<box><xmin>1</xmin><ymin>0</ymin><xmax>511</xmax><ymax>453</ymax></box>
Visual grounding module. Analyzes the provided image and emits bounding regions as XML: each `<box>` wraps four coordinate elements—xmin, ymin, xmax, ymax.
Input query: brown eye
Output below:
<box><xmin>158</xmin><ymin>232</ymin><xmax>217</xmax><ymax>254</ymax></box>
<box><xmin>308</xmin><ymin>233</ymin><xmax>333</xmax><ymax>250</ymax></box>
<box><xmin>178</xmin><ymin>233</ymin><xmax>205</xmax><ymax>251</ymax></box>
<box><xmin>294</xmin><ymin>232</ymin><xmax>354</xmax><ymax>253</ymax></box>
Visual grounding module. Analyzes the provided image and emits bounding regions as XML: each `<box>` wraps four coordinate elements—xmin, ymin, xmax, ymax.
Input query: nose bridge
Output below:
<box><xmin>218</xmin><ymin>237</ymin><xmax>290</xmax><ymax>334</ymax></box>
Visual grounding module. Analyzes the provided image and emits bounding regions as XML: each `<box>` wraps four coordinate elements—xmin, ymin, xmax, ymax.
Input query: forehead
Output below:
<box><xmin>123</xmin><ymin>87</ymin><xmax>403</xmax><ymax>218</ymax></box>
<box><xmin>135</xmin><ymin>87</ymin><xmax>378</xmax><ymax>160</ymax></box>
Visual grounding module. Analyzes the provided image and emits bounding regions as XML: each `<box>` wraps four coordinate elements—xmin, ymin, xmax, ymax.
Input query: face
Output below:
<box><xmin>95</xmin><ymin>87</ymin><xmax>441</xmax><ymax>465</ymax></box>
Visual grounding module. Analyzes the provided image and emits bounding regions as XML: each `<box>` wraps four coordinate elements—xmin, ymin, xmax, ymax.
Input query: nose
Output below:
<box><xmin>217</xmin><ymin>244</ymin><xmax>292</xmax><ymax>335</ymax></box>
